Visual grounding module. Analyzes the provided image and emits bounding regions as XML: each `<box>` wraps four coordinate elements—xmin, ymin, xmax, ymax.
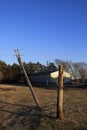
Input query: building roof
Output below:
<box><xmin>50</xmin><ymin>71</ymin><xmax>71</xmax><ymax>78</ymax></box>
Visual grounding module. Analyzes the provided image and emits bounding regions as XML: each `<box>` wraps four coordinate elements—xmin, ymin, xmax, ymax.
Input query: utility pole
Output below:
<box><xmin>14</xmin><ymin>49</ymin><xmax>40</xmax><ymax>108</ymax></box>
<box><xmin>57</xmin><ymin>65</ymin><xmax>64</xmax><ymax>120</ymax></box>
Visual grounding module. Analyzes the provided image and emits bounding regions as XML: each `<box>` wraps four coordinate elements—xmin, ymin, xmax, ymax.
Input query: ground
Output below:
<box><xmin>0</xmin><ymin>84</ymin><xmax>87</xmax><ymax>130</ymax></box>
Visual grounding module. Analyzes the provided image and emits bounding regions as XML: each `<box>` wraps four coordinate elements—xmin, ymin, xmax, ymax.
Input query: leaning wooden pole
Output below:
<box><xmin>14</xmin><ymin>49</ymin><xmax>40</xmax><ymax>108</ymax></box>
<box><xmin>57</xmin><ymin>65</ymin><xmax>64</xmax><ymax>119</ymax></box>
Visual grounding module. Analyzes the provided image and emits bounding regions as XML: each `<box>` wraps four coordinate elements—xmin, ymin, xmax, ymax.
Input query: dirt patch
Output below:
<box><xmin>0</xmin><ymin>87</ymin><xmax>16</xmax><ymax>91</ymax></box>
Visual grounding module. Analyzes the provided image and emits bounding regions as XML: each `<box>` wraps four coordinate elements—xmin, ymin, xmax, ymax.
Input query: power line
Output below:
<box><xmin>0</xmin><ymin>54</ymin><xmax>24</xmax><ymax>56</ymax></box>
<box><xmin>0</xmin><ymin>54</ymin><xmax>15</xmax><ymax>56</ymax></box>
<box><xmin>0</xmin><ymin>48</ymin><xmax>23</xmax><ymax>51</ymax></box>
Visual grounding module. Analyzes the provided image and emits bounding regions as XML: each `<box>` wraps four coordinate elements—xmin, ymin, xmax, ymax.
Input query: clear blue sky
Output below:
<box><xmin>0</xmin><ymin>0</ymin><xmax>87</xmax><ymax>65</ymax></box>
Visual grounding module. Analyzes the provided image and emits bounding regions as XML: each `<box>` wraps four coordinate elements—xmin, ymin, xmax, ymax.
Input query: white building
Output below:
<box><xmin>50</xmin><ymin>71</ymin><xmax>71</xmax><ymax>84</ymax></box>
<box><xmin>30</xmin><ymin>71</ymin><xmax>71</xmax><ymax>86</ymax></box>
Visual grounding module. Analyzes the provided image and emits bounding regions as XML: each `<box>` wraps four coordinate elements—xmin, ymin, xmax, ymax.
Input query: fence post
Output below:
<box><xmin>57</xmin><ymin>65</ymin><xmax>64</xmax><ymax>119</ymax></box>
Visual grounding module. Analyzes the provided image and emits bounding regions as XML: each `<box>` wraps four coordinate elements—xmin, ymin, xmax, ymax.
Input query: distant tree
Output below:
<box><xmin>8</xmin><ymin>63</ymin><xmax>21</xmax><ymax>82</ymax></box>
<box><xmin>47</xmin><ymin>62</ymin><xmax>57</xmax><ymax>72</ymax></box>
<box><xmin>0</xmin><ymin>60</ymin><xmax>9</xmax><ymax>80</ymax></box>
<box><xmin>55</xmin><ymin>59</ymin><xmax>71</xmax><ymax>72</ymax></box>
<box><xmin>55</xmin><ymin>59</ymin><xmax>87</xmax><ymax>82</ymax></box>
<box><xmin>23</xmin><ymin>62</ymin><xmax>34</xmax><ymax>74</ymax></box>
<box><xmin>78</xmin><ymin>62</ymin><xmax>87</xmax><ymax>83</ymax></box>
<box><xmin>33</xmin><ymin>62</ymin><xmax>43</xmax><ymax>73</ymax></box>
<box><xmin>68</xmin><ymin>62</ymin><xmax>80</xmax><ymax>79</ymax></box>
<box><xmin>0</xmin><ymin>71</ymin><xmax>4</xmax><ymax>81</ymax></box>
<box><xmin>55</xmin><ymin>59</ymin><xmax>63</xmax><ymax>67</ymax></box>
<box><xmin>23</xmin><ymin>62</ymin><xmax>44</xmax><ymax>74</ymax></box>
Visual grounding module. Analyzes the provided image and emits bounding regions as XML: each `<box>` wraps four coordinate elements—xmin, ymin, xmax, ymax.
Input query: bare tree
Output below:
<box><xmin>78</xmin><ymin>62</ymin><xmax>87</xmax><ymax>83</ymax></box>
<box><xmin>55</xmin><ymin>59</ymin><xmax>71</xmax><ymax>72</ymax></box>
<box><xmin>55</xmin><ymin>59</ymin><xmax>87</xmax><ymax>83</ymax></box>
<box><xmin>68</xmin><ymin>62</ymin><xmax>80</xmax><ymax>79</ymax></box>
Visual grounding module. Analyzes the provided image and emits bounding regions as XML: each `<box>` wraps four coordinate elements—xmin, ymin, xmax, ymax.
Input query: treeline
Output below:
<box><xmin>0</xmin><ymin>59</ymin><xmax>87</xmax><ymax>84</ymax></box>
<box><xmin>0</xmin><ymin>61</ymin><xmax>57</xmax><ymax>83</ymax></box>
<box><xmin>55</xmin><ymin>59</ymin><xmax>87</xmax><ymax>83</ymax></box>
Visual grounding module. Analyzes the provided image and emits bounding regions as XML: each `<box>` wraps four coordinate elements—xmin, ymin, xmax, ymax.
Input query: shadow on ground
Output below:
<box><xmin>0</xmin><ymin>101</ymin><xmax>55</xmax><ymax>130</ymax></box>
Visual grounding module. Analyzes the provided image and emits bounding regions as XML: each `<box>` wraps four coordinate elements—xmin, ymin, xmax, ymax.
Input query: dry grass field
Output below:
<box><xmin>0</xmin><ymin>84</ymin><xmax>87</xmax><ymax>130</ymax></box>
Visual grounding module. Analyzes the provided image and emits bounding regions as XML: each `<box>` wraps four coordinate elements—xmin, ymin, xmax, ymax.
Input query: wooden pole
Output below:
<box><xmin>57</xmin><ymin>65</ymin><xmax>64</xmax><ymax>119</ymax></box>
<box><xmin>14</xmin><ymin>49</ymin><xmax>40</xmax><ymax>108</ymax></box>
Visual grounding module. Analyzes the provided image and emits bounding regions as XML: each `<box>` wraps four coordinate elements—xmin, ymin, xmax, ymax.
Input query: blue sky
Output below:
<box><xmin>0</xmin><ymin>0</ymin><xmax>87</xmax><ymax>65</ymax></box>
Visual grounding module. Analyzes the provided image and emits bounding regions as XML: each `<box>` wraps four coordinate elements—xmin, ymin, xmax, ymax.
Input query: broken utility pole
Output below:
<box><xmin>14</xmin><ymin>49</ymin><xmax>40</xmax><ymax>108</ymax></box>
<box><xmin>57</xmin><ymin>65</ymin><xmax>64</xmax><ymax>120</ymax></box>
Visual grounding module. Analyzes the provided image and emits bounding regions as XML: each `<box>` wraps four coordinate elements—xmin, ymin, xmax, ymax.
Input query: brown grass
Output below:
<box><xmin>0</xmin><ymin>84</ymin><xmax>87</xmax><ymax>130</ymax></box>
